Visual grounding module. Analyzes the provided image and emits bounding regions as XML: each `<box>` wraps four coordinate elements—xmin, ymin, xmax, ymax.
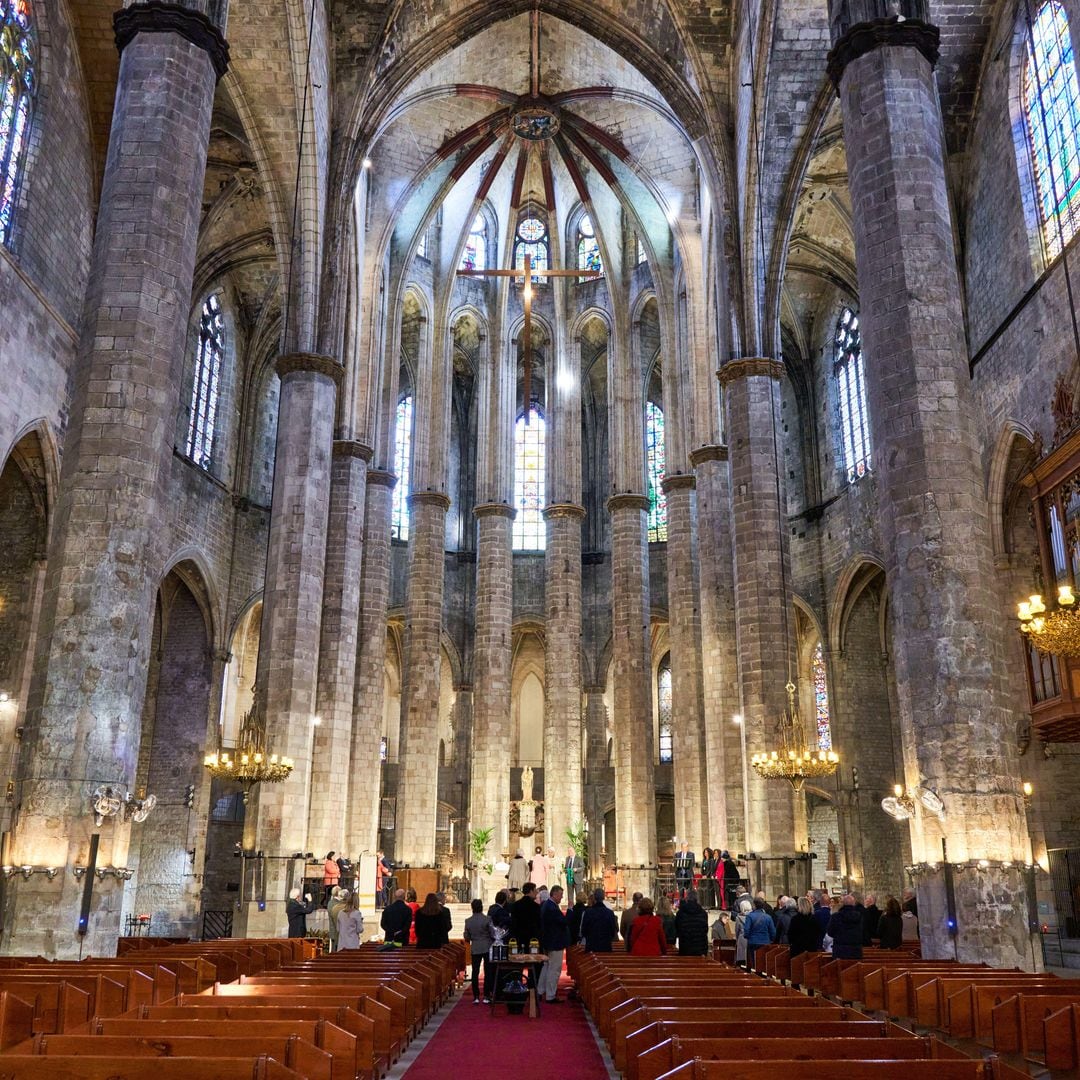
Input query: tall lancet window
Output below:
<box><xmin>834</xmin><ymin>306</ymin><xmax>871</xmax><ymax>483</ymax></box>
<box><xmin>645</xmin><ymin>401</ymin><xmax>668</xmax><ymax>542</ymax></box>
<box><xmin>1024</xmin><ymin>1</ymin><xmax>1080</xmax><ymax>257</ymax></box>
<box><xmin>812</xmin><ymin>642</ymin><xmax>832</xmax><ymax>752</ymax></box>
<box><xmin>513</xmin><ymin>408</ymin><xmax>546</xmax><ymax>550</ymax></box>
<box><xmin>185</xmin><ymin>294</ymin><xmax>225</xmax><ymax>470</ymax></box>
<box><xmin>577</xmin><ymin>213</ymin><xmax>603</xmax><ymax>274</ymax></box>
<box><xmin>514</xmin><ymin>215</ymin><xmax>549</xmax><ymax>281</ymax></box>
<box><xmin>460</xmin><ymin>213</ymin><xmax>486</xmax><ymax>271</ymax></box>
<box><xmin>391</xmin><ymin>394</ymin><xmax>413</xmax><ymax>540</ymax></box>
<box><xmin>0</xmin><ymin>0</ymin><xmax>36</xmax><ymax>245</ymax></box>
<box><xmin>657</xmin><ymin>654</ymin><xmax>673</xmax><ymax>763</ymax></box>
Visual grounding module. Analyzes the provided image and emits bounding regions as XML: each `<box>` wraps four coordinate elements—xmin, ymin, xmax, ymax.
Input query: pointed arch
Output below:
<box><xmin>830</xmin><ymin>555</ymin><xmax>888</xmax><ymax>657</ymax></box>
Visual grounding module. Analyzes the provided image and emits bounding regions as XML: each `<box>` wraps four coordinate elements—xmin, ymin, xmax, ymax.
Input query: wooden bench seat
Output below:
<box><xmin>652</xmin><ymin>1060</ymin><xmax>994</xmax><ymax>1080</ymax></box>
<box><xmin>989</xmin><ymin>989</ymin><xmax>1080</xmax><ymax>1057</ymax></box>
<box><xmin>1043</xmin><ymin>1001</ymin><xmax>1080</xmax><ymax>1070</ymax></box>
<box><xmin>0</xmin><ymin>1054</ymin><xmax>302</xmax><ymax>1079</ymax></box>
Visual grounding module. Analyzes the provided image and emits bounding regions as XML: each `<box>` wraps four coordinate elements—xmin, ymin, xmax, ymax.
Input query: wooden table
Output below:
<box><xmin>489</xmin><ymin>955</ymin><xmax>548</xmax><ymax>1019</ymax></box>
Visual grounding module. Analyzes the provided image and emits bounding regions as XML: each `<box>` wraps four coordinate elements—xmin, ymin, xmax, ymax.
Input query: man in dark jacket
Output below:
<box><xmin>862</xmin><ymin>893</ymin><xmax>881</xmax><ymax>945</ymax></box>
<box><xmin>539</xmin><ymin>885</ymin><xmax>570</xmax><ymax>1003</ymax></box>
<box><xmin>827</xmin><ymin>894</ymin><xmax>865</xmax><ymax>959</ymax></box>
<box><xmin>380</xmin><ymin>888</ymin><xmax>413</xmax><ymax>947</ymax></box>
<box><xmin>812</xmin><ymin>890</ymin><xmax>832</xmax><ymax>935</ymax></box>
<box><xmin>720</xmin><ymin>852</ymin><xmax>741</xmax><ymax>909</ymax></box>
<box><xmin>567</xmin><ymin>896</ymin><xmax>587</xmax><ymax>943</ymax></box>
<box><xmin>488</xmin><ymin>889</ymin><xmax>513</xmax><ymax>933</ymax></box>
<box><xmin>580</xmin><ymin>889</ymin><xmax>619</xmax><ymax>952</ymax></box>
<box><xmin>674</xmin><ymin>890</ymin><xmax>709</xmax><ymax>956</ymax></box>
<box><xmin>286</xmin><ymin>888</ymin><xmax>316</xmax><ymax>938</ymax></box>
<box><xmin>510</xmin><ymin>881</ymin><xmax>541</xmax><ymax>947</ymax></box>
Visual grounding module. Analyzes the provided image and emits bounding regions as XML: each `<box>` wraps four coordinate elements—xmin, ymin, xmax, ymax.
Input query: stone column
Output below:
<box><xmin>2</xmin><ymin>3</ymin><xmax>227</xmax><ymax>957</ymax></box>
<box><xmin>692</xmin><ymin>445</ymin><xmax>743</xmax><ymax>851</ymax></box>
<box><xmin>394</xmin><ymin>491</ymin><xmax>451</xmax><ymax>867</ymax></box>
<box><xmin>720</xmin><ymin>359</ymin><xmax>798</xmax><ymax>878</ymax></box>
<box><xmin>828</xmin><ymin>0</ymin><xmax>1032</xmax><ymax>965</ymax></box>
<box><xmin>471</xmin><ymin>503</ymin><xmax>514</xmax><ymax>876</ymax></box>
<box><xmin>661</xmin><ymin>474</ymin><xmax>707</xmax><ymax>847</ymax></box>
<box><xmin>347</xmin><ymin>468</ymin><xmax>396</xmax><ymax>856</ymax></box>
<box><xmin>244</xmin><ymin>352</ymin><xmax>340</xmax><ymax>937</ymax></box>
<box><xmin>308</xmin><ymin>441</ymin><xmax>371</xmax><ymax>857</ymax></box>
<box><xmin>583</xmin><ymin>687</ymin><xmax>609</xmax><ymax>876</ymax></box>
<box><xmin>543</xmin><ymin>504</ymin><xmax>586</xmax><ymax>860</ymax></box>
<box><xmin>607</xmin><ymin>494</ymin><xmax>656</xmax><ymax>897</ymax></box>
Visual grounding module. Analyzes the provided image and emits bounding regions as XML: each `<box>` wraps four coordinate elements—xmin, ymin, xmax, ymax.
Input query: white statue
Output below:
<box><xmin>521</xmin><ymin>765</ymin><xmax>534</xmax><ymax>804</ymax></box>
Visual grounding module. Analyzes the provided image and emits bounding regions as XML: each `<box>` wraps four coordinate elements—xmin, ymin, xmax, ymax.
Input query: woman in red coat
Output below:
<box><xmin>628</xmin><ymin>898</ymin><xmax>669</xmax><ymax>955</ymax></box>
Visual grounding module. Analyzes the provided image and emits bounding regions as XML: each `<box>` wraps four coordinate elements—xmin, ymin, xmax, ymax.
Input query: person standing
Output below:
<box><xmin>699</xmin><ymin>848</ymin><xmax>718</xmax><ymax>909</ymax></box>
<box><xmin>327</xmin><ymin>886</ymin><xmax>347</xmax><ymax>952</ymax></box>
<box><xmin>720</xmin><ymin>850</ymin><xmax>741</xmax><ymax>909</ymax></box>
<box><xmin>414</xmin><ymin>893</ymin><xmax>450</xmax><ymax>949</ymax></box>
<box><xmin>628</xmin><ymin>898</ymin><xmax>668</xmax><ymax>955</ymax></box>
<box><xmin>742</xmin><ymin>896</ymin><xmax>777</xmax><ymax>969</ymax></box>
<box><xmin>657</xmin><ymin>894</ymin><xmax>678</xmax><ymax>946</ymax></box>
<box><xmin>463</xmin><ymin>898</ymin><xmax>494</xmax><ymax>1003</ymax></box>
<box><xmin>674</xmin><ymin>889</ymin><xmax>709</xmax><ymax>956</ymax></box>
<box><xmin>567</xmin><ymin>893</ymin><xmax>587</xmax><ymax>944</ymax></box>
<box><xmin>862</xmin><ymin>892</ymin><xmax>881</xmax><ymax>946</ymax></box>
<box><xmin>826</xmin><ymin>894</ymin><xmax>865</xmax><ymax>960</ymax></box>
<box><xmin>380</xmin><ymin>888</ymin><xmax>413</xmax><ymax>948</ymax></box>
<box><xmin>787</xmin><ymin>897</ymin><xmax>824</xmax><ymax>960</ymax></box>
<box><xmin>286</xmin><ymin>888</ymin><xmax>316</xmax><ymax>938</ymax></box>
<box><xmin>336</xmin><ymin>853</ymin><xmax>353</xmax><ymax>892</ymax></box>
<box><xmin>877</xmin><ymin>896</ymin><xmax>903</xmax><ymax>949</ymax></box>
<box><xmin>529</xmin><ymin>846</ymin><xmax>551</xmax><ymax>889</ymax></box>
<box><xmin>322</xmin><ymin>852</ymin><xmax>341</xmax><ymax>905</ymax></box>
<box><xmin>673</xmin><ymin>842</ymin><xmax>695</xmax><ymax>900</ymax></box>
<box><xmin>545</xmin><ymin>848</ymin><xmax>561</xmax><ymax>893</ymax></box>
<box><xmin>580</xmin><ymin>889</ymin><xmax>618</xmax><ymax>952</ymax></box>
<box><xmin>510</xmin><ymin>881</ymin><xmax>542</xmax><ymax>948</ymax></box>
<box><xmin>488</xmin><ymin>889</ymin><xmax>512</xmax><ymax>934</ymax></box>
<box><xmin>539</xmin><ymin>885</ymin><xmax>570</xmax><ymax>1003</ymax></box>
<box><xmin>404</xmin><ymin>888</ymin><xmax>420</xmax><ymax>944</ymax></box>
<box><xmin>336</xmin><ymin>892</ymin><xmax>364</xmax><ymax>950</ymax></box>
<box><xmin>507</xmin><ymin>850</ymin><xmax>529</xmax><ymax>899</ymax></box>
<box><xmin>563</xmin><ymin>846</ymin><xmax>585</xmax><ymax>905</ymax></box>
<box><xmin>620</xmin><ymin>891</ymin><xmax>643</xmax><ymax>942</ymax></box>
<box><xmin>775</xmin><ymin>896</ymin><xmax>797</xmax><ymax>943</ymax></box>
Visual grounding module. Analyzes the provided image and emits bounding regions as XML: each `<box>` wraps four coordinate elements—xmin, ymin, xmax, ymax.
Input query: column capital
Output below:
<box><xmin>661</xmin><ymin>473</ymin><xmax>696</xmax><ymax>495</ymax></box>
<box><xmin>827</xmin><ymin>10</ymin><xmax>939</xmax><ymax>89</ymax></box>
<box><xmin>606</xmin><ymin>493</ymin><xmax>649</xmax><ymax>514</ymax></box>
<box><xmin>367</xmin><ymin>469</ymin><xmax>397</xmax><ymax>490</ymax></box>
<box><xmin>543</xmin><ymin>502</ymin><xmax>586</xmax><ymax>521</ymax></box>
<box><xmin>717</xmin><ymin>357</ymin><xmax>785</xmax><ymax>386</ymax></box>
<box><xmin>689</xmin><ymin>444</ymin><xmax>729</xmax><ymax>466</ymax></box>
<box><xmin>275</xmin><ymin>352</ymin><xmax>344</xmax><ymax>385</ymax></box>
<box><xmin>409</xmin><ymin>491</ymin><xmax>452</xmax><ymax>511</ymax></box>
<box><xmin>584</xmin><ymin>686</ymin><xmax>607</xmax><ymax>696</ymax></box>
<box><xmin>474</xmin><ymin>502</ymin><xmax>516</xmax><ymax>520</ymax></box>
<box><xmin>114</xmin><ymin>2</ymin><xmax>230</xmax><ymax>80</ymax></box>
<box><xmin>332</xmin><ymin>440</ymin><xmax>374</xmax><ymax>462</ymax></box>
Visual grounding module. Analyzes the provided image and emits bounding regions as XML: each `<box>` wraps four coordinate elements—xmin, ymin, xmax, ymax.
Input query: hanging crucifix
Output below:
<box><xmin>458</xmin><ymin>252</ymin><xmax>601</xmax><ymax>420</ymax></box>
<box><xmin>455</xmin><ymin>5</ymin><xmax>603</xmax><ymax>420</ymax></box>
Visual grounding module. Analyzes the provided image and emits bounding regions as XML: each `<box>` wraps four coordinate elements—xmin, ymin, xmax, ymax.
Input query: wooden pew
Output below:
<box><xmin>914</xmin><ymin>974</ymin><xmax>1062</xmax><ymax>1030</ymax></box>
<box><xmin>0</xmin><ymin>1056</ymin><xmax>303</xmax><ymax>1079</ymax></box>
<box><xmin>652</xmin><ymin>1061</ymin><xmax>994</xmax><ymax>1080</ymax></box>
<box><xmin>1043</xmin><ymin>1001</ymin><xmax>1080</xmax><ymax>1070</ymax></box>
<box><xmin>990</xmin><ymin>989</ymin><xmax>1080</xmax><ymax>1057</ymax></box>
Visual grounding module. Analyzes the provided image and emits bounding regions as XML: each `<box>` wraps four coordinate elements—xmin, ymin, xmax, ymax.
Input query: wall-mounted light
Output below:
<box><xmin>4</xmin><ymin>865</ymin><xmax>60</xmax><ymax>881</ymax></box>
<box><xmin>90</xmin><ymin>786</ymin><xmax>157</xmax><ymax>826</ymax></box>
<box><xmin>1022</xmin><ymin>781</ymin><xmax>1034</xmax><ymax>809</ymax></box>
<box><xmin>94</xmin><ymin>866</ymin><xmax>133</xmax><ymax>881</ymax></box>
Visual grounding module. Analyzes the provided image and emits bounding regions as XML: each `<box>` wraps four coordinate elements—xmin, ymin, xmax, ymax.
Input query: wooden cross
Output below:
<box><xmin>458</xmin><ymin>252</ymin><xmax>601</xmax><ymax>420</ymax></box>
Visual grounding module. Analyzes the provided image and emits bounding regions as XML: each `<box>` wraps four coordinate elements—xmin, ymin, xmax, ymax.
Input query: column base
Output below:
<box><xmin>912</xmin><ymin>865</ymin><xmax>1039</xmax><ymax>970</ymax></box>
<box><xmin>2</xmin><ymin>873</ymin><xmax>125</xmax><ymax>959</ymax></box>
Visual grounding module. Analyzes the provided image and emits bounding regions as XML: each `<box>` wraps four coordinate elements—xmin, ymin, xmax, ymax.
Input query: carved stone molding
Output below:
<box><xmin>717</xmin><ymin>357</ymin><xmax>785</xmax><ymax>386</ymax></box>
<box><xmin>409</xmin><ymin>491</ymin><xmax>452</xmax><ymax>511</ymax></box>
<box><xmin>367</xmin><ymin>469</ymin><xmax>397</xmax><ymax>490</ymax></box>
<box><xmin>114</xmin><ymin>2</ymin><xmax>230</xmax><ymax>79</ymax></box>
<box><xmin>275</xmin><ymin>352</ymin><xmax>343</xmax><ymax>384</ymax></box>
<box><xmin>332</xmin><ymin>440</ymin><xmax>374</xmax><ymax>462</ymax></box>
<box><xmin>688</xmin><ymin>444</ymin><xmax>729</xmax><ymax>467</ymax></box>
<box><xmin>474</xmin><ymin>502</ymin><xmax>515</xmax><ymax>520</ymax></box>
<box><xmin>543</xmin><ymin>502</ymin><xmax>586</xmax><ymax>520</ymax></box>
<box><xmin>661</xmin><ymin>473</ymin><xmax>696</xmax><ymax>495</ymax></box>
<box><xmin>827</xmin><ymin>17</ymin><xmax>940</xmax><ymax>88</ymax></box>
<box><xmin>605</xmin><ymin>493</ymin><xmax>650</xmax><ymax>514</ymax></box>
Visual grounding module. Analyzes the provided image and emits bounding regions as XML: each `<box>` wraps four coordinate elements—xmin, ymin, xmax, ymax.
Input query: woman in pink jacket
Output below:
<box><xmin>528</xmin><ymin>845</ymin><xmax>550</xmax><ymax>888</ymax></box>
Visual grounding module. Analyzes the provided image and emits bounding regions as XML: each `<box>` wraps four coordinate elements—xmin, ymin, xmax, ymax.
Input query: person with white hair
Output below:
<box><xmin>336</xmin><ymin>890</ymin><xmax>365</xmax><ymax>950</ymax></box>
<box><xmin>734</xmin><ymin>897</ymin><xmax>754</xmax><ymax>965</ymax></box>
<box><xmin>286</xmin><ymin>887</ymin><xmax>316</xmax><ymax>938</ymax></box>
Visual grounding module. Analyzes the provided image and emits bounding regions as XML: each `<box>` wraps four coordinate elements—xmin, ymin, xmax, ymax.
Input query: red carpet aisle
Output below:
<box><xmin>400</xmin><ymin>972</ymin><xmax>613</xmax><ymax>1079</ymax></box>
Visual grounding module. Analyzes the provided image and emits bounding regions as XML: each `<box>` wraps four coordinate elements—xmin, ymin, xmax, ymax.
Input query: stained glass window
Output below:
<box><xmin>645</xmin><ymin>401</ymin><xmax>668</xmax><ymax>542</ymax></box>
<box><xmin>185</xmin><ymin>295</ymin><xmax>225</xmax><ymax>470</ymax></box>
<box><xmin>577</xmin><ymin>213</ymin><xmax>603</xmax><ymax>275</ymax></box>
<box><xmin>0</xmin><ymin>0</ymin><xmax>37</xmax><ymax>245</ymax></box>
<box><xmin>391</xmin><ymin>395</ymin><xmax>413</xmax><ymax>541</ymax></box>
<box><xmin>513</xmin><ymin>408</ymin><xmax>545</xmax><ymax>550</ymax></box>
<box><xmin>1024</xmin><ymin>2</ymin><xmax>1080</xmax><ymax>258</ymax></box>
<box><xmin>658</xmin><ymin>656</ymin><xmax>673</xmax><ymax>763</ymax></box>
<box><xmin>834</xmin><ymin>306</ymin><xmax>871</xmax><ymax>483</ymax></box>
<box><xmin>460</xmin><ymin>213</ymin><xmax>486</xmax><ymax>271</ymax></box>
<box><xmin>514</xmin><ymin>215</ymin><xmax>548</xmax><ymax>282</ymax></box>
<box><xmin>812</xmin><ymin>642</ymin><xmax>832</xmax><ymax>752</ymax></box>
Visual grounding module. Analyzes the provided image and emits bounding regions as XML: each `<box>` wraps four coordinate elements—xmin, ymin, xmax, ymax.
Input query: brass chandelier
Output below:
<box><xmin>751</xmin><ymin>682</ymin><xmax>839</xmax><ymax>792</ymax></box>
<box><xmin>1016</xmin><ymin>586</ymin><xmax>1080</xmax><ymax>657</ymax></box>
<box><xmin>204</xmin><ymin>690</ymin><xmax>293</xmax><ymax>804</ymax></box>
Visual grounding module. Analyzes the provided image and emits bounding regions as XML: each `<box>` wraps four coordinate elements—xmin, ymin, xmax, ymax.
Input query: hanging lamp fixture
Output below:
<box><xmin>204</xmin><ymin>689</ymin><xmax>293</xmax><ymax>804</ymax></box>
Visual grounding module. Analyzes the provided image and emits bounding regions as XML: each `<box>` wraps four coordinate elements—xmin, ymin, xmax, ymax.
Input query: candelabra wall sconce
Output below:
<box><xmin>93</xmin><ymin>866</ymin><xmax>134</xmax><ymax>881</ymax></box>
<box><xmin>881</xmin><ymin>783</ymin><xmax>946</xmax><ymax>822</ymax></box>
<box><xmin>1</xmin><ymin>865</ymin><xmax>60</xmax><ymax>880</ymax></box>
<box><xmin>90</xmin><ymin>787</ymin><xmax>157</xmax><ymax>826</ymax></box>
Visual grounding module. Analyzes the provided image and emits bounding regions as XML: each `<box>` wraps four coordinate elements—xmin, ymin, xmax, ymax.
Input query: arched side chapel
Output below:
<box><xmin>0</xmin><ymin>0</ymin><xmax>1077</xmax><ymax>970</ymax></box>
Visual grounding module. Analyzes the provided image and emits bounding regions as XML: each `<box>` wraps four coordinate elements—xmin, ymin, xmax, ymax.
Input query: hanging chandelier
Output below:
<box><xmin>204</xmin><ymin>690</ymin><xmax>293</xmax><ymax>804</ymax></box>
<box><xmin>1016</xmin><ymin>587</ymin><xmax>1080</xmax><ymax>657</ymax></box>
<box><xmin>751</xmin><ymin>682</ymin><xmax>839</xmax><ymax>792</ymax></box>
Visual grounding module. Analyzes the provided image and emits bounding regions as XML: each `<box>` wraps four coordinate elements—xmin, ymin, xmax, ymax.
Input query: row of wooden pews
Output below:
<box><xmin>569</xmin><ymin>945</ymin><xmax>1028</xmax><ymax>1080</ymax></box>
<box><xmin>0</xmin><ymin>938</ymin><xmax>465</xmax><ymax>1079</ymax></box>
<box><xmin>754</xmin><ymin>943</ymin><xmax>1080</xmax><ymax>1071</ymax></box>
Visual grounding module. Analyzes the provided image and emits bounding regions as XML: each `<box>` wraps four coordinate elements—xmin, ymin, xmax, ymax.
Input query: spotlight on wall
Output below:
<box><xmin>0</xmin><ymin>692</ymin><xmax>10</xmax><ymax>703</ymax></box>
<box><xmin>362</xmin><ymin>158</ymin><xmax>372</xmax><ymax>170</ymax></box>
<box><xmin>1022</xmin><ymin>781</ymin><xmax>1034</xmax><ymax>809</ymax></box>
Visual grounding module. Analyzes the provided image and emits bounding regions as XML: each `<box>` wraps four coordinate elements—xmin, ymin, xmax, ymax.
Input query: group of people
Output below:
<box><xmin>285</xmin><ymin>885</ymin><xmax>364</xmax><ymax>948</ymax></box>
<box><xmin>708</xmin><ymin>886</ymin><xmax>921</xmax><ymax>970</ymax></box>
<box><xmin>506</xmin><ymin>846</ymin><xmax>586</xmax><ymax>904</ymax></box>
<box><xmin>672</xmin><ymin>843</ymin><xmax>742</xmax><ymax>908</ymax></box>
<box><xmin>379</xmin><ymin>888</ymin><xmax>455</xmax><ymax>949</ymax></box>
